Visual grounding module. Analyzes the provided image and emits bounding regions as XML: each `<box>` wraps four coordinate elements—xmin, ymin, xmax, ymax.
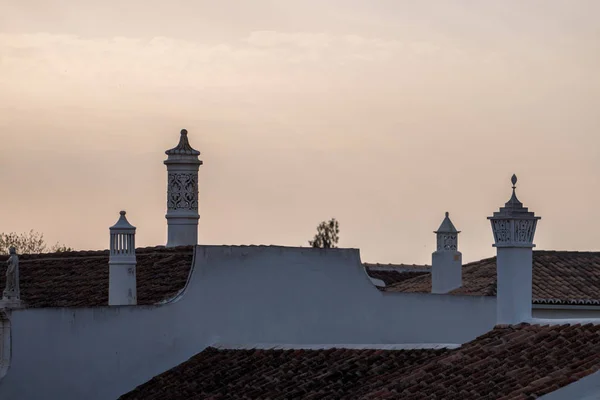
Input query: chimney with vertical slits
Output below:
<box><xmin>109</xmin><ymin>211</ymin><xmax>137</xmax><ymax>306</ymax></box>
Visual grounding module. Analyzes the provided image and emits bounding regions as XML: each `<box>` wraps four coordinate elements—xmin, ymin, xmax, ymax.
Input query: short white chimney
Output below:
<box><xmin>164</xmin><ymin>129</ymin><xmax>203</xmax><ymax>247</ymax></box>
<box><xmin>109</xmin><ymin>211</ymin><xmax>137</xmax><ymax>306</ymax></box>
<box><xmin>431</xmin><ymin>212</ymin><xmax>462</xmax><ymax>294</ymax></box>
<box><xmin>488</xmin><ymin>174</ymin><xmax>540</xmax><ymax>325</ymax></box>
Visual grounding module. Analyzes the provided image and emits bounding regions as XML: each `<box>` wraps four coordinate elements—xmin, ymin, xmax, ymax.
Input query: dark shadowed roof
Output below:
<box><xmin>0</xmin><ymin>246</ymin><xmax>194</xmax><ymax>308</ymax></box>
<box><xmin>119</xmin><ymin>346</ymin><xmax>447</xmax><ymax>400</ymax></box>
<box><xmin>363</xmin><ymin>263</ymin><xmax>431</xmax><ymax>287</ymax></box>
<box><xmin>386</xmin><ymin>250</ymin><xmax>600</xmax><ymax>305</ymax></box>
<box><xmin>363</xmin><ymin>263</ymin><xmax>430</xmax><ymax>271</ymax></box>
<box><xmin>366</xmin><ymin>270</ymin><xmax>430</xmax><ymax>286</ymax></box>
<box><xmin>119</xmin><ymin>323</ymin><xmax>600</xmax><ymax>400</ymax></box>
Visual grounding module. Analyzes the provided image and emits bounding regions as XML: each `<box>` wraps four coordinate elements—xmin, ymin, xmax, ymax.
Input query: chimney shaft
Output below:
<box><xmin>488</xmin><ymin>175</ymin><xmax>540</xmax><ymax>325</ymax></box>
<box><xmin>431</xmin><ymin>212</ymin><xmax>462</xmax><ymax>294</ymax></box>
<box><xmin>496</xmin><ymin>247</ymin><xmax>532</xmax><ymax>324</ymax></box>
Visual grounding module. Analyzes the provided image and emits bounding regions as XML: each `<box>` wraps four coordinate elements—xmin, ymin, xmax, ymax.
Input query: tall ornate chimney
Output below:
<box><xmin>109</xmin><ymin>211</ymin><xmax>137</xmax><ymax>306</ymax></box>
<box><xmin>488</xmin><ymin>174</ymin><xmax>540</xmax><ymax>325</ymax></box>
<box><xmin>431</xmin><ymin>212</ymin><xmax>462</xmax><ymax>294</ymax></box>
<box><xmin>164</xmin><ymin>129</ymin><xmax>203</xmax><ymax>247</ymax></box>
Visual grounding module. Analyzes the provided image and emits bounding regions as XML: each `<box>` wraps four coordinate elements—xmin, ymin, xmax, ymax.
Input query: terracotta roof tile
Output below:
<box><xmin>0</xmin><ymin>246</ymin><xmax>194</xmax><ymax>308</ymax></box>
<box><xmin>363</xmin><ymin>263</ymin><xmax>430</xmax><ymax>271</ymax></box>
<box><xmin>120</xmin><ymin>347</ymin><xmax>447</xmax><ymax>400</ymax></box>
<box><xmin>120</xmin><ymin>323</ymin><xmax>600</xmax><ymax>399</ymax></box>
<box><xmin>386</xmin><ymin>251</ymin><xmax>600</xmax><ymax>304</ymax></box>
<box><xmin>366</xmin><ymin>270</ymin><xmax>430</xmax><ymax>286</ymax></box>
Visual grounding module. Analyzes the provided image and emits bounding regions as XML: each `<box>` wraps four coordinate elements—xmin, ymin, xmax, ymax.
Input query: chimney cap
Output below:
<box><xmin>488</xmin><ymin>174</ymin><xmax>540</xmax><ymax>221</ymax></box>
<box><xmin>434</xmin><ymin>212</ymin><xmax>460</xmax><ymax>234</ymax></box>
<box><xmin>110</xmin><ymin>210</ymin><xmax>136</xmax><ymax>232</ymax></box>
<box><xmin>488</xmin><ymin>174</ymin><xmax>540</xmax><ymax>248</ymax></box>
<box><xmin>165</xmin><ymin>129</ymin><xmax>201</xmax><ymax>157</ymax></box>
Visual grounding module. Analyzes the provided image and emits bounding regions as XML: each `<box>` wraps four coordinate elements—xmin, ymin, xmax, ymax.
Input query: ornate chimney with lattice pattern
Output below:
<box><xmin>489</xmin><ymin>174</ymin><xmax>541</xmax><ymax>324</ymax></box>
<box><xmin>164</xmin><ymin>129</ymin><xmax>203</xmax><ymax>247</ymax></box>
<box><xmin>431</xmin><ymin>212</ymin><xmax>462</xmax><ymax>294</ymax></box>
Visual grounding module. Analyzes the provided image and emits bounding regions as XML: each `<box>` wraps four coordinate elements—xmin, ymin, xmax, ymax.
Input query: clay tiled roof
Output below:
<box><xmin>366</xmin><ymin>270</ymin><xmax>430</xmax><ymax>286</ymax></box>
<box><xmin>364</xmin><ymin>263</ymin><xmax>431</xmax><ymax>287</ymax></box>
<box><xmin>119</xmin><ymin>346</ymin><xmax>447</xmax><ymax>400</ymax></box>
<box><xmin>386</xmin><ymin>250</ymin><xmax>600</xmax><ymax>305</ymax></box>
<box><xmin>120</xmin><ymin>323</ymin><xmax>600</xmax><ymax>399</ymax></box>
<box><xmin>0</xmin><ymin>246</ymin><xmax>194</xmax><ymax>308</ymax></box>
<box><xmin>363</xmin><ymin>263</ymin><xmax>430</xmax><ymax>271</ymax></box>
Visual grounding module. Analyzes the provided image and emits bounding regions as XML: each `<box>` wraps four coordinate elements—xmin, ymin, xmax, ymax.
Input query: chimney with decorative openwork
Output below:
<box><xmin>489</xmin><ymin>174</ymin><xmax>541</xmax><ymax>325</ymax></box>
<box><xmin>164</xmin><ymin>129</ymin><xmax>203</xmax><ymax>247</ymax></box>
<box><xmin>109</xmin><ymin>211</ymin><xmax>137</xmax><ymax>306</ymax></box>
<box><xmin>431</xmin><ymin>212</ymin><xmax>462</xmax><ymax>294</ymax></box>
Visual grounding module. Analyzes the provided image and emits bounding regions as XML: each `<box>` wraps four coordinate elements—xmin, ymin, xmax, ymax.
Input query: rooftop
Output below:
<box><xmin>119</xmin><ymin>322</ymin><xmax>600</xmax><ymax>399</ymax></box>
<box><xmin>0</xmin><ymin>246</ymin><xmax>194</xmax><ymax>308</ymax></box>
<box><xmin>386</xmin><ymin>250</ymin><xmax>600</xmax><ymax>305</ymax></box>
<box><xmin>4</xmin><ymin>247</ymin><xmax>600</xmax><ymax>308</ymax></box>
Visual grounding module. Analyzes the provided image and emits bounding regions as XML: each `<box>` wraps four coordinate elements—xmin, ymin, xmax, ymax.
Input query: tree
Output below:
<box><xmin>309</xmin><ymin>218</ymin><xmax>340</xmax><ymax>249</ymax></box>
<box><xmin>0</xmin><ymin>230</ymin><xmax>73</xmax><ymax>255</ymax></box>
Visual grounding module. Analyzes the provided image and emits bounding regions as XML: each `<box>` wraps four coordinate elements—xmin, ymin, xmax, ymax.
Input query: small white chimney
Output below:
<box><xmin>164</xmin><ymin>129</ymin><xmax>203</xmax><ymax>247</ymax></box>
<box><xmin>488</xmin><ymin>174</ymin><xmax>540</xmax><ymax>325</ymax></box>
<box><xmin>109</xmin><ymin>211</ymin><xmax>137</xmax><ymax>306</ymax></box>
<box><xmin>431</xmin><ymin>212</ymin><xmax>462</xmax><ymax>294</ymax></box>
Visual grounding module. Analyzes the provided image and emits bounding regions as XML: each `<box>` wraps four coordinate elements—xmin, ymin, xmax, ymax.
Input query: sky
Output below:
<box><xmin>1</xmin><ymin>0</ymin><xmax>599</xmax><ymax>264</ymax></box>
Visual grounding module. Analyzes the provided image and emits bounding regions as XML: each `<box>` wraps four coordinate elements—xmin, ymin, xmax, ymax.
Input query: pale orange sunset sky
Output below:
<box><xmin>1</xmin><ymin>1</ymin><xmax>599</xmax><ymax>264</ymax></box>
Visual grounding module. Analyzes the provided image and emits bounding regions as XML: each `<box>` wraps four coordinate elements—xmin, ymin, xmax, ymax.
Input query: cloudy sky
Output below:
<box><xmin>1</xmin><ymin>0</ymin><xmax>599</xmax><ymax>264</ymax></box>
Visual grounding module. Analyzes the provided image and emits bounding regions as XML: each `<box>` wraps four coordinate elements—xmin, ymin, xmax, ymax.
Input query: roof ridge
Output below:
<box><xmin>211</xmin><ymin>343</ymin><xmax>460</xmax><ymax>350</ymax></box>
<box><xmin>363</xmin><ymin>263</ymin><xmax>431</xmax><ymax>268</ymax></box>
<box><xmin>533</xmin><ymin>249</ymin><xmax>600</xmax><ymax>255</ymax></box>
<box><xmin>16</xmin><ymin>245</ymin><xmax>194</xmax><ymax>260</ymax></box>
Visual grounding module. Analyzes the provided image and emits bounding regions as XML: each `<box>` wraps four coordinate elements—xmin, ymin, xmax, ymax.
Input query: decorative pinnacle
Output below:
<box><xmin>110</xmin><ymin>209</ymin><xmax>136</xmax><ymax>230</ymax></box>
<box><xmin>165</xmin><ymin>128</ymin><xmax>201</xmax><ymax>157</ymax></box>
<box><xmin>435</xmin><ymin>211</ymin><xmax>459</xmax><ymax>234</ymax></box>
<box><xmin>511</xmin><ymin>174</ymin><xmax>518</xmax><ymax>189</ymax></box>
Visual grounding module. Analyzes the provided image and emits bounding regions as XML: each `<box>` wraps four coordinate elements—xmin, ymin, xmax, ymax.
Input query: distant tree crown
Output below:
<box><xmin>309</xmin><ymin>218</ymin><xmax>340</xmax><ymax>249</ymax></box>
<box><xmin>0</xmin><ymin>230</ymin><xmax>73</xmax><ymax>255</ymax></box>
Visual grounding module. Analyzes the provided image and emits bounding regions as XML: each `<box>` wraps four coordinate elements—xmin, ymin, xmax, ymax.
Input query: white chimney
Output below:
<box><xmin>164</xmin><ymin>129</ymin><xmax>203</xmax><ymax>247</ymax></box>
<box><xmin>431</xmin><ymin>212</ymin><xmax>462</xmax><ymax>294</ymax></box>
<box><xmin>109</xmin><ymin>211</ymin><xmax>137</xmax><ymax>306</ymax></box>
<box><xmin>488</xmin><ymin>174</ymin><xmax>540</xmax><ymax>325</ymax></box>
